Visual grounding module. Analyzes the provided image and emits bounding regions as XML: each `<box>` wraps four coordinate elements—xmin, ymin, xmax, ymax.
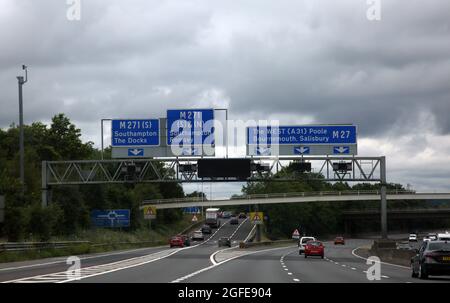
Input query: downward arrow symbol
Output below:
<box><xmin>130</xmin><ymin>149</ymin><xmax>143</xmax><ymax>156</ymax></box>
<box><xmin>294</xmin><ymin>146</ymin><xmax>310</xmax><ymax>154</ymax></box>
<box><xmin>256</xmin><ymin>147</ymin><xmax>271</xmax><ymax>155</ymax></box>
<box><xmin>334</xmin><ymin>146</ymin><xmax>349</xmax><ymax>154</ymax></box>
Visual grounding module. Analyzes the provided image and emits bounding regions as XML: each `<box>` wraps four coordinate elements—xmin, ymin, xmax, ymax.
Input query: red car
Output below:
<box><xmin>169</xmin><ymin>236</ymin><xmax>184</xmax><ymax>248</ymax></box>
<box><xmin>334</xmin><ymin>236</ymin><xmax>345</xmax><ymax>245</ymax></box>
<box><xmin>304</xmin><ymin>241</ymin><xmax>324</xmax><ymax>259</ymax></box>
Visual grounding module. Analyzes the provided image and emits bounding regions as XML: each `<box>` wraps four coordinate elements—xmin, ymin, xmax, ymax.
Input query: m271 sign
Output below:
<box><xmin>167</xmin><ymin>109</ymin><xmax>214</xmax><ymax>146</ymax></box>
<box><xmin>111</xmin><ymin>119</ymin><xmax>160</xmax><ymax>147</ymax></box>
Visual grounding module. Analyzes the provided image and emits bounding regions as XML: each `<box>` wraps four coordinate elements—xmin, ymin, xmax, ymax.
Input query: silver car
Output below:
<box><xmin>192</xmin><ymin>230</ymin><xmax>205</xmax><ymax>241</ymax></box>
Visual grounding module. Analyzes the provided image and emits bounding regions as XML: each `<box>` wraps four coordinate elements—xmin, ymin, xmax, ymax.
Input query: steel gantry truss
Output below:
<box><xmin>41</xmin><ymin>156</ymin><xmax>388</xmax><ymax>237</ymax></box>
<box><xmin>42</xmin><ymin>156</ymin><xmax>385</xmax><ymax>185</ymax></box>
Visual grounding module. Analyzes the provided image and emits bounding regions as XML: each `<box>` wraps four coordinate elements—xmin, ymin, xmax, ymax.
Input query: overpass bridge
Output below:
<box><xmin>142</xmin><ymin>190</ymin><xmax>450</xmax><ymax>209</ymax></box>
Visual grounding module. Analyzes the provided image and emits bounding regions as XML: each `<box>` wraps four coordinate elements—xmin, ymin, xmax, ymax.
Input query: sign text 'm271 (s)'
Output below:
<box><xmin>111</xmin><ymin>119</ymin><xmax>160</xmax><ymax>146</ymax></box>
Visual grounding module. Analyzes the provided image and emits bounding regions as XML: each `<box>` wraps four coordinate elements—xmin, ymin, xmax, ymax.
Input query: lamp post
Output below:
<box><xmin>17</xmin><ymin>65</ymin><xmax>28</xmax><ymax>196</ymax></box>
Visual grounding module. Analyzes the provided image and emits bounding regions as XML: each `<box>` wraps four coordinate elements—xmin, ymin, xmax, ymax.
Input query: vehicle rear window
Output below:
<box><xmin>308</xmin><ymin>241</ymin><xmax>322</xmax><ymax>246</ymax></box>
<box><xmin>428</xmin><ymin>242</ymin><xmax>450</xmax><ymax>251</ymax></box>
<box><xmin>301</xmin><ymin>238</ymin><xmax>314</xmax><ymax>244</ymax></box>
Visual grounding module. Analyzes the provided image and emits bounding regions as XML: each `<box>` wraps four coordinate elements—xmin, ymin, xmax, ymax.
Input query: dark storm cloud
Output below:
<box><xmin>0</xmin><ymin>0</ymin><xmax>449</xmax><ymax>192</ymax></box>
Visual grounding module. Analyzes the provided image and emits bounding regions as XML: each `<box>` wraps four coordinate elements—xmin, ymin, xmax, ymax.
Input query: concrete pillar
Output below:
<box><xmin>380</xmin><ymin>156</ymin><xmax>388</xmax><ymax>239</ymax></box>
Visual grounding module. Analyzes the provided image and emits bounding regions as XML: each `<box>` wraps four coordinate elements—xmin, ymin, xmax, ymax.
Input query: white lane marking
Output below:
<box><xmin>351</xmin><ymin>267</ymin><xmax>357</xmax><ymax>270</ymax></box>
<box><xmin>4</xmin><ymin>228</ymin><xmax>226</xmax><ymax>285</ymax></box>
<box><xmin>209</xmin><ymin>246</ymin><xmax>235</xmax><ymax>266</ymax></box>
<box><xmin>209</xmin><ymin>218</ymin><xmax>251</xmax><ymax>265</ymax></box>
<box><xmin>172</xmin><ymin>245</ymin><xmax>297</xmax><ymax>283</ymax></box>
<box><xmin>243</xmin><ymin>224</ymin><xmax>257</xmax><ymax>243</ymax></box>
<box><xmin>229</xmin><ymin>218</ymin><xmax>249</xmax><ymax>240</ymax></box>
<box><xmin>280</xmin><ymin>250</ymin><xmax>302</xmax><ymax>283</ymax></box>
<box><xmin>0</xmin><ymin>245</ymin><xmax>167</xmax><ymax>272</ymax></box>
<box><xmin>341</xmin><ymin>264</ymin><xmax>347</xmax><ymax>267</ymax></box>
<box><xmin>382</xmin><ymin>275</ymin><xmax>390</xmax><ymax>279</ymax></box>
<box><xmin>2</xmin><ymin>217</ymin><xmax>236</xmax><ymax>276</ymax></box>
<box><xmin>351</xmin><ymin>247</ymin><xmax>410</xmax><ymax>270</ymax></box>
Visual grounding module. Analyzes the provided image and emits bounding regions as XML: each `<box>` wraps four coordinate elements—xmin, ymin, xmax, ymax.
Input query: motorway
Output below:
<box><xmin>1</xmin><ymin>218</ymin><xmax>449</xmax><ymax>283</ymax></box>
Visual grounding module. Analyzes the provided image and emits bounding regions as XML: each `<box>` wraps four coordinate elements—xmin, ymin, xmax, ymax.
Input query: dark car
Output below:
<box><xmin>334</xmin><ymin>236</ymin><xmax>345</xmax><ymax>245</ymax></box>
<box><xmin>218</xmin><ymin>237</ymin><xmax>231</xmax><ymax>247</ymax></box>
<box><xmin>238</xmin><ymin>213</ymin><xmax>247</xmax><ymax>219</ymax></box>
<box><xmin>201</xmin><ymin>224</ymin><xmax>212</xmax><ymax>234</ymax></box>
<box><xmin>411</xmin><ymin>240</ymin><xmax>450</xmax><ymax>279</ymax></box>
<box><xmin>222</xmin><ymin>211</ymin><xmax>232</xmax><ymax>219</ymax></box>
<box><xmin>230</xmin><ymin>216</ymin><xmax>239</xmax><ymax>225</ymax></box>
<box><xmin>180</xmin><ymin>234</ymin><xmax>191</xmax><ymax>246</ymax></box>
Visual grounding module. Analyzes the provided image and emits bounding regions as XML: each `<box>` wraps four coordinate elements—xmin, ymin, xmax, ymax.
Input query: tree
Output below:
<box><xmin>47</xmin><ymin>113</ymin><xmax>94</xmax><ymax>160</ymax></box>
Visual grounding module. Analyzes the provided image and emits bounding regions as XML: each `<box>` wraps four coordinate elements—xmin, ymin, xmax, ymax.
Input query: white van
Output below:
<box><xmin>298</xmin><ymin>236</ymin><xmax>316</xmax><ymax>255</ymax></box>
<box><xmin>437</xmin><ymin>233</ymin><xmax>450</xmax><ymax>241</ymax></box>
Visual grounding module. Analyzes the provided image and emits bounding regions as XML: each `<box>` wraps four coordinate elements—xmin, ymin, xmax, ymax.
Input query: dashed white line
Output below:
<box><xmin>172</xmin><ymin>245</ymin><xmax>297</xmax><ymax>283</ymax></box>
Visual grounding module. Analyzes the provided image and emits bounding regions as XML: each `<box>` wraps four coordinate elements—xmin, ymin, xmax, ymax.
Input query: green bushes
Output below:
<box><xmin>3</xmin><ymin>203</ymin><xmax>63</xmax><ymax>242</ymax></box>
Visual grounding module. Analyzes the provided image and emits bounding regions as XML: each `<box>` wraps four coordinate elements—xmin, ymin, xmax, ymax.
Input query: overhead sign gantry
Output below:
<box><xmin>111</xmin><ymin>108</ymin><xmax>215</xmax><ymax>158</ymax></box>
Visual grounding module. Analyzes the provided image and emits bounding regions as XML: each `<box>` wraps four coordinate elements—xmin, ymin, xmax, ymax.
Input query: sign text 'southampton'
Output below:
<box><xmin>247</xmin><ymin>125</ymin><xmax>357</xmax><ymax>145</ymax></box>
<box><xmin>111</xmin><ymin>119</ymin><xmax>160</xmax><ymax>146</ymax></box>
<box><xmin>167</xmin><ymin>109</ymin><xmax>214</xmax><ymax>146</ymax></box>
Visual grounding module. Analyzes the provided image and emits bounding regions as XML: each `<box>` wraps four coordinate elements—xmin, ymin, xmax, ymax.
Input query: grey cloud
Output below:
<box><xmin>0</xmin><ymin>0</ymin><xmax>449</xmax><ymax>192</ymax></box>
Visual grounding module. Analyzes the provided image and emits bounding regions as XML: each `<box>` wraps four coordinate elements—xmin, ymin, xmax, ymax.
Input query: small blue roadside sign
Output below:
<box><xmin>167</xmin><ymin>109</ymin><xmax>214</xmax><ymax>146</ymax></box>
<box><xmin>247</xmin><ymin>125</ymin><xmax>357</xmax><ymax>145</ymax></box>
<box><xmin>111</xmin><ymin>119</ymin><xmax>160</xmax><ymax>147</ymax></box>
<box><xmin>183</xmin><ymin>207</ymin><xmax>200</xmax><ymax>214</ymax></box>
<box><xmin>91</xmin><ymin>209</ymin><xmax>130</xmax><ymax>228</ymax></box>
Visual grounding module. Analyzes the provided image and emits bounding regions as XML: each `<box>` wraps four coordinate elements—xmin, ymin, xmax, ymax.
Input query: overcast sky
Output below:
<box><xmin>1</xmin><ymin>0</ymin><xmax>449</xmax><ymax>197</ymax></box>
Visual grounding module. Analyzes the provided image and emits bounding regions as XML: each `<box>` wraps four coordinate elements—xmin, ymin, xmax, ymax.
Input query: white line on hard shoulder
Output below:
<box><xmin>209</xmin><ymin>218</ymin><xmax>250</xmax><ymax>265</ymax></box>
<box><xmin>351</xmin><ymin>247</ymin><xmax>410</xmax><ymax>270</ymax></box>
<box><xmin>0</xmin><ymin>245</ymin><xmax>167</xmax><ymax>272</ymax></box>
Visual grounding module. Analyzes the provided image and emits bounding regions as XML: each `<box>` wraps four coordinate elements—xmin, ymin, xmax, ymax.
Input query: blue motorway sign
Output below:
<box><xmin>183</xmin><ymin>207</ymin><xmax>200</xmax><ymax>214</ymax></box>
<box><xmin>167</xmin><ymin>109</ymin><xmax>214</xmax><ymax>146</ymax></box>
<box><xmin>247</xmin><ymin>125</ymin><xmax>357</xmax><ymax>145</ymax></box>
<box><xmin>111</xmin><ymin>119</ymin><xmax>160</xmax><ymax>147</ymax></box>
<box><xmin>91</xmin><ymin>209</ymin><xmax>130</xmax><ymax>228</ymax></box>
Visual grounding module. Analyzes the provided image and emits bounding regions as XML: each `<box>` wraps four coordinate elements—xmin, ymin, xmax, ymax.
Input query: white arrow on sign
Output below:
<box><xmin>294</xmin><ymin>146</ymin><xmax>310</xmax><ymax>154</ymax></box>
<box><xmin>129</xmin><ymin>149</ymin><xmax>143</xmax><ymax>156</ymax></box>
<box><xmin>256</xmin><ymin>147</ymin><xmax>271</xmax><ymax>155</ymax></box>
<box><xmin>334</xmin><ymin>146</ymin><xmax>349</xmax><ymax>154</ymax></box>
